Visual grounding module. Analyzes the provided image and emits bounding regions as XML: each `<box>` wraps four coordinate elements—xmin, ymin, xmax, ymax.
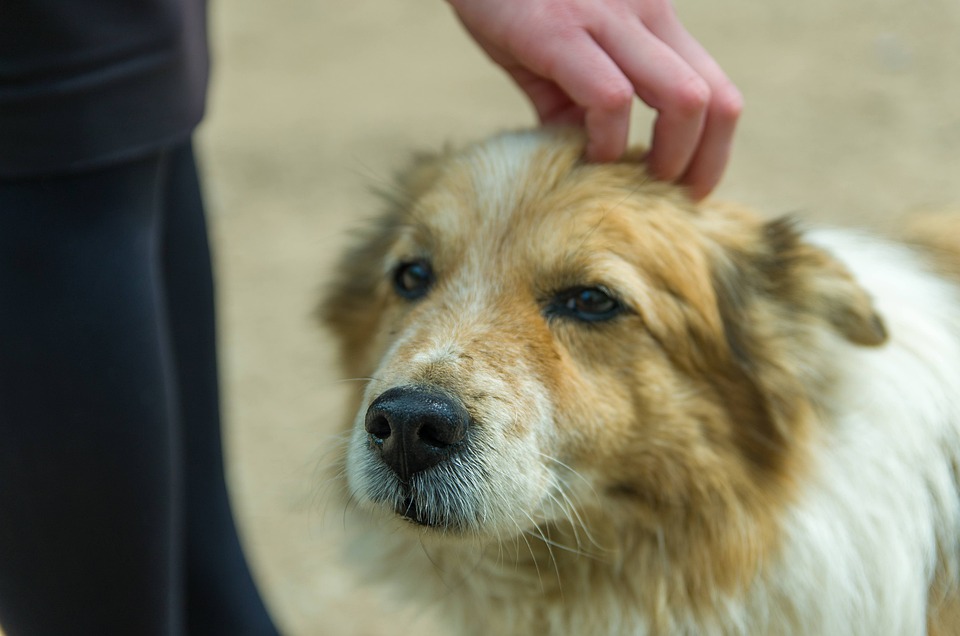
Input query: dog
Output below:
<box><xmin>320</xmin><ymin>128</ymin><xmax>960</xmax><ymax>635</ymax></box>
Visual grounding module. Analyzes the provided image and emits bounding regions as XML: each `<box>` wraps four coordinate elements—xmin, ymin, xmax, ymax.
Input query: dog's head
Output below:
<box><xmin>321</xmin><ymin>129</ymin><xmax>886</xmax><ymax>543</ymax></box>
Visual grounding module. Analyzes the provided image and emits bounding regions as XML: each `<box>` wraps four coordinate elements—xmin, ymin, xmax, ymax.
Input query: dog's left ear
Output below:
<box><xmin>755</xmin><ymin>218</ymin><xmax>887</xmax><ymax>347</ymax></box>
<box><xmin>694</xmin><ymin>215</ymin><xmax>887</xmax><ymax>472</ymax></box>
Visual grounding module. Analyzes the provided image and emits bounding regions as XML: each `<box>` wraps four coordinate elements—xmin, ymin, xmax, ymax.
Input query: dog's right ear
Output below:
<box><xmin>375</xmin><ymin>150</ymin><xmax>448</xmax><ymax>213</ymax></box>
<box><xmin>318</xmin><ymin>151</ymin><xmax>447</xmax><ymax>378</ymax></box>
<box><xmin>318</xmin><ymin>215</ymin><xmax>396</xmax><ymax>379</ymax></box>
<box><xmin>394</xmin><ymin>150</ymin><xmax>446</xmax><ymax>201</ymax></box>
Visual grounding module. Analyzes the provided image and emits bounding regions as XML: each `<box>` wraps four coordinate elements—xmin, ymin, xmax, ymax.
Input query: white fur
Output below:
<box><xmin>761</xmin><ymin>230</ymin><xmax>960</xmax><ymax>634</ymax></box>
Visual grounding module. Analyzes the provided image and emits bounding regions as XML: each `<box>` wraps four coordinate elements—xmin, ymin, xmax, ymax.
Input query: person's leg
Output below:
<box><xmin>159</xmin><ymin>142</ymin><xmax>279</xmax><ymax>635</ymax></box>
<box><xmin>0</xmin><ymin>155</ymin><xmax>185</xmax><ymax>635</ymax></box>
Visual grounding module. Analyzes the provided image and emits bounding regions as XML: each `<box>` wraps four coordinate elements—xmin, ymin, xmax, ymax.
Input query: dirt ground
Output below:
<box><xmin>197</xmin><ymin>1</ymin><xmax>960</xmax><ymax>634</ymax></box>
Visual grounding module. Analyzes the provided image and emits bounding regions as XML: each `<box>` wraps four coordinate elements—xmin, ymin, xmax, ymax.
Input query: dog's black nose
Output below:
<box><xmin>364</xmin><ymin>386</ymin><xmax>469</xmax><ymax>482</ymax></box>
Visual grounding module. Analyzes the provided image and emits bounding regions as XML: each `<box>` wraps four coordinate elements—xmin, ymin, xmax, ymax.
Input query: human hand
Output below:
<box><xmin>447</xmin><ymin>0</ymin><xmax>742</xmax><ymax>200</ymax></box>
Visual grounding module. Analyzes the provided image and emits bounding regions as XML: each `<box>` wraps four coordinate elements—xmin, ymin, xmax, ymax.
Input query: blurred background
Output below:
<box><xmin>197</xmin><ymin>1</ymin><xmax>959</xmax><ymax>634</ymax></box>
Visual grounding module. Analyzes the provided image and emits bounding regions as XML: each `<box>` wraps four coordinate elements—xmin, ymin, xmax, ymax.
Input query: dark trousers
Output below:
<box><xmin>0</xmin><ymin>143</ymin><xmax>279</xmax><ymax>635</ymax></box>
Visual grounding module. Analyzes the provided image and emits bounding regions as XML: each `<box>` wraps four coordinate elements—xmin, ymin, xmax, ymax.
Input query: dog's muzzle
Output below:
<box><xmin>364</xmin><ymin>385</ymin><xmax>470</xmax><ymax>483</ymax></box>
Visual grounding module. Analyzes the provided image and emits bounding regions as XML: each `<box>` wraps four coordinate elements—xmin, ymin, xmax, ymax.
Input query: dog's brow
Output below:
<box><xmin>569</xmin><ymin>186</ymin><xmax>643</xmax><ymax>257</ymax></box>
<box><xmin>541</xmin><ymin>253</ymin><xmax>646</xmax><ymax>310</ymax></box>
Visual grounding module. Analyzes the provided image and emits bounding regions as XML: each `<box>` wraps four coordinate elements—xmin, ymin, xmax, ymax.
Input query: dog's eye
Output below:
<box><xmin>547</xmin><ymin>286</ymin><xmax>623</xmax><ymax>322</ymax></box>
<box><xmin>392</xmin><ymin>260</ymin><xmax>434</xmax><ymax>299</ymax></box>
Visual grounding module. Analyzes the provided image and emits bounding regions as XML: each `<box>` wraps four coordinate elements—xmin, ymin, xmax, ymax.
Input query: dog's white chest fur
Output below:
<box><xmin>762</xmin><ymin>231</ymin><xmax>960</xmax><ymax>635</ymax></box>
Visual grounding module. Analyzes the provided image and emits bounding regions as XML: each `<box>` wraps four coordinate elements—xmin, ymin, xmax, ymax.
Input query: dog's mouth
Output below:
<box><xmin>353</xmin><ymin>385</ymin><xmax>480</xmax><ymax>531</ymax></box>
<box><xmin>394</xmin><ymin>492</ymin><xmax>446</xmax><ymax>528</ymax></box>
<box><xmin>378</xmin><ymin>480</ymin><xmax>470</xmax><ymax>531</ymax></box>
<box><xmin>360</xmin><ymin>455</ymin><xmax>549</xmax><ymax>537</ymax></box>
<box><xmin>350</xmin><ymin>385</ymin><xmax>554</xmax><ymax>536</ymax></box>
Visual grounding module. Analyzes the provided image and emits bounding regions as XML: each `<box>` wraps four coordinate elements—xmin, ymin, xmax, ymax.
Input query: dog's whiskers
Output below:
<box><xmin>540</xmin><ymin>487</ymin><xmax>609</xmax><ymax>561</ymax></box>
<box><xmin>539</xmin><ymin>485</ymin><xmax>582</xmax><ymax>544</ymax></box>
<box><xmin>522</xmin><ymin>511</ymin><xmax>566</xmax><ymax>597</ymax></box>
<box><xmin>341</xmin><ymin>492</ymin><xmax>363</xmax><ymax>533</ymax></box>
<box><xmin>522</xmin><ymin>524</ymin><xmax>587</xmax><ymax>558</ymax></box>
<box><xmin>551</xmin><ymin>480</ymin><xmax>608</xmax><ymax>554</ymax></box>
<box><xmin>534</xmin><ymin>450</ymin><xmax>595</xmax><ymax>492</ymax></box>
<box><xmin>535</xmin><ymin>451</ymin><xmax>609</xmax><ymax>555</ymax></box>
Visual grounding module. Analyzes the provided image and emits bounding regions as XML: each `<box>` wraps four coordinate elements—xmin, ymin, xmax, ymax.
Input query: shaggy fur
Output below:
<box><xmin>320</xmin><ymin>128</ymin><xmax>960</xmax><ymax>635</ymax></box>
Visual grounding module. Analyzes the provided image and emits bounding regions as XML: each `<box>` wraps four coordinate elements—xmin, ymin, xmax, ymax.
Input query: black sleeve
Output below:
<box><xmin>0</xmin><ymin>0</ymin><xmax>209</xmax><ymax>177</ymax></box>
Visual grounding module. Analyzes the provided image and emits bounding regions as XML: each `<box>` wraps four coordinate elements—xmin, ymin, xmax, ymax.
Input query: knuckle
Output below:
<box><xmin>670</xmin><ymin>76</ymin><xmax>711</xmax><ymax>118</ymax></box>
<box><xmin>593</xmin><ymin>79</ymin><xmax>634</xmax><ymax>113</ymax></box>
<box><xmin>712</xmin><ymin>82</ymin><xmax>744</xmax><ymax>121</ymax></box>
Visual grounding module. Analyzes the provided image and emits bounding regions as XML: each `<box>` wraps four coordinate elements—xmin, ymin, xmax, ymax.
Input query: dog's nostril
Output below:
<box><xmin>366</xmin><ymin>415</ymin><xmax>392</xmax><ymax>442</ymax></box>
<box><xmin>418</xmin><ymin>420</ymin><xmax>455</xmax><ymax>448</ymax></box>
<box><xmin>363</xmin><ymin>386</ymin><xmax>470</xmax><ymax>481</ymax></box>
